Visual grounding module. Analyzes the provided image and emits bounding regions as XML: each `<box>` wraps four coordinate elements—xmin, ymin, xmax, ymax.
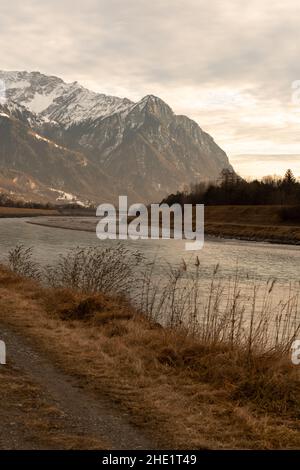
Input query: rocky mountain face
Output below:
<box><xmin>0</xmin><ymin>71</ymin><xmax>233</xmax><ymax>204</ymax></box>
<box><xmin>0</xmin><ymin>107</ymin><xmax>142</xmax><ymax>205</ymax></box>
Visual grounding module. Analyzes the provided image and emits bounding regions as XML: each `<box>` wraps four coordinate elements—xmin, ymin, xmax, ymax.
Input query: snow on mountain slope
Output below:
<box><xmin>0</xmin><ymin>71</ymin><xmax>133</xmax><ymax>127</ymax></box>
<box><xmin>1</xmin><ymin>71</ymin><xmax>64</xmax><ymax>112</ymax></box>
<box><xmin>0</xmin><ymin>100</ymin><xmax>45</xmax><ymax>128</ymax></box>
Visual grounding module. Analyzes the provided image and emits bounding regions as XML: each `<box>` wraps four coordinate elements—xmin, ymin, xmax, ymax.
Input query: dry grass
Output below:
<box><xmin>0</xmin><ymin>267</ymin><xmax>299</xmax><ymax>449</ymax></box>
<box><xmin>205</xmin><ymin>222</ymin><xmax>300</xmax><ymax>243</ymax></box>
<box><xmin>204</xmin><ymin>206</ymin><xmax>300</xmax><ymax>243</ymax></box>
<box><xmin>0</xmin><ymin>207</ymin><xmax>59</xmax><ymax>217</ymax></box>
<box><xmin>205</xmin><ymin>206</ymin><xmax>284</xmax><ymax>225</ymax></box>
<box><xmin>139</xmin><ymin>261</ymin><xmax>300</xmax><ymax>357</ymax></box>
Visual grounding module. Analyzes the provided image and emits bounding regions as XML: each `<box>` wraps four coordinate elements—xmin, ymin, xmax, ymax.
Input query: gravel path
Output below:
<box><xmin>0</xmin><ymin>323</ymin><xmax>154</xmax><ymax>450</ymax></box>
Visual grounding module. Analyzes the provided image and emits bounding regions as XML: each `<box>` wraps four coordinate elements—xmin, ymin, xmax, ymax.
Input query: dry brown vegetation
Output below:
<box><xmin>205</xmin><ymin>205</ymin><xmax>287</xmax><ymax>225</ymax></box>
<box><xmin>0</xmin><ymin>207</ymin><xmax>59</xmax><ymax>217</ymax></box>
<box><xmin>205</xmin><ymin>222</ymin><xmax>300</xmax><ymax>244</ymax></box>
<box><xmin>204</xmin><ymin>206</ymin><xmax>300</xmax><ymax>243</ymax></box>
<box><xmin>0</xmin><ymin>264</ymin><xmax>299</xmax><ymax>449</ymax></box>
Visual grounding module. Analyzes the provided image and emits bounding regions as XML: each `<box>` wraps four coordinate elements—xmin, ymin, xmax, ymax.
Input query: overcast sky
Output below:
<box><xmin>1</xmin><ymin>0</ymin><xmax>300</xmax><ymax>177</ymax></box>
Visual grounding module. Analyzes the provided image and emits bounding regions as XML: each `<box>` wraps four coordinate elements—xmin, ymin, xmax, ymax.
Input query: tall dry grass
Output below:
<box><xmin>7</xmin><ymin>244</ymin><xmax>300</xmax><ymax>358</ymax></box>
<box><xmin>8</xmin><ymin>244</ymin><xmax>41</xmax><ymax>280</ymax></box>
<box><xmin>44</xmin><ymin>244</ymin><xmax>143</xmax><ymax>296</ymax></box>
<box><xmin>2</xmin><ymin>249</ymin><xmax>300</xmax><ymax>445</ymax></box>
<box><xmin>139</xmin><ymin>260</ymin><xmax>300</xmax><ymax>357</ymax></box>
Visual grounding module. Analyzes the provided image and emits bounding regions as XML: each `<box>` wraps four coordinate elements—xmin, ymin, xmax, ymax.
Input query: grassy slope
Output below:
<box><xmin>204</xmin><ymin>206</ymin><xmax>300</xmax><ymax>243</ymax></box>
<box><xmin>0</xmin><ymin>267</ymin><xmax>299</xmax><ymax>449</ymax></box>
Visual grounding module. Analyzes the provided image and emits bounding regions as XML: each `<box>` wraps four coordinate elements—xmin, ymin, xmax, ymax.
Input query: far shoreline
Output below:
<box><xmin>26</xmin><ymin>216</ymin><xmax>300</xmax><ymax>247</ymax></box>
<box><xmin>2</xmin><ymin>204</ymin><xmax>300</xmax><ymax>248</ymax></box>
<box><xmin>0</xmin><ymin>207</ymin><xmax>60</xmax><ymax>218</ymax></box>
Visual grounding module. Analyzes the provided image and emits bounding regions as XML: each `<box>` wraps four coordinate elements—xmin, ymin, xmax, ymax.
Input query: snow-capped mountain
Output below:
<box><xmin>0</xmin><ymin>71</ymin><xmax>133</xmax><ymax>126</ymax></box>
<box><xmin>0</xmin><ymin>99</ymin><xmax>44</xmax><ymax>128</ymax></box>
<box><xmin>0</xmin><ymin>70</ymin><xmax>233</xmax><ymax>204</ymax></box>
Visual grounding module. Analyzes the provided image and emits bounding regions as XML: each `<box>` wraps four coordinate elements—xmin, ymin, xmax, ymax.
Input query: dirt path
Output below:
<box><xmin>0</xmin><ymin>323</ymin><xmax>154</xmax><ymax>450</ymax></box>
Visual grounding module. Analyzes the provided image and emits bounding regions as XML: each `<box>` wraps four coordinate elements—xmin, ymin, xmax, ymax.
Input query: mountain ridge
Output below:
<box><xmin>0</xmin><ymin>70</ymin><xmax>233</xmax><ymax>204</ymax></box>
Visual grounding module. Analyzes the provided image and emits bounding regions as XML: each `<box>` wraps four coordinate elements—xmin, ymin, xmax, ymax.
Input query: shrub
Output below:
<box><xmin>44</xmin><ymin>244</ymin><xmax>144</xmax><ymax>296</ymax></box>
<box><xmin>7</xmin><ymin>245</ymin><xmax>41</xmax><ymax>280</ymax></box>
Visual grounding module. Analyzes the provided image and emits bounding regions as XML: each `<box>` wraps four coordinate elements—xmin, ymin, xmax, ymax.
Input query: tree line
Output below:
<box><xmin>162</xmin><ymin>169</ymin><xmax>300</xmax><ymax>207</ymax></box>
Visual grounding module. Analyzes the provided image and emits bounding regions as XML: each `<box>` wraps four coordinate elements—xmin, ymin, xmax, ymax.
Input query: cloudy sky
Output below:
<box><xmin>1</xmin><ymin>0</ymin><xmax>300</xmax><ymax>177</ymax></box>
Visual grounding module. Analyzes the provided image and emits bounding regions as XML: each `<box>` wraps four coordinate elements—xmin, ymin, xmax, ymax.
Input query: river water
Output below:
<box><xmin>0</xmin><ymin>216</ymin><xmax>300</xmax><ymax>327</ymax></box>
<box><xmin>0</xmin><ymin>217</ymin><xmax>299</xmax><ymax>283</ymax></box>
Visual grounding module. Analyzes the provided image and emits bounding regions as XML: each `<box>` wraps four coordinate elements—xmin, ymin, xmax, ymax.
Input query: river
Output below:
<box><xmin>0</xmin><ymin>217</ymin><xmax>299</xmax><ymax>283</ymax></box>
<box><xmin>0</xmin><ymin>216</ymin><xmax>299</xmax><ymax>341</ymax></box>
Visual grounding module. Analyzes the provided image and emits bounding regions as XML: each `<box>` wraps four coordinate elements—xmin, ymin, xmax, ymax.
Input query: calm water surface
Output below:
<box><xmin>0</xmin><ymin>217</ymin><xmax>299</xmax><ymax>300</ymax></box>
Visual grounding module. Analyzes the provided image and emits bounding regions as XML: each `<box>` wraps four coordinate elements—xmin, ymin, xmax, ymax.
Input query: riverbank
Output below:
<box><xmin>205</xmin><ymin>222</ymin><xmax>300</xmax><ymax>245</ymax></box>
<box><xmin>0</xmin><ymin>266</ymin><xmax>299</xmax><ymax>449</ymax></box>
<box><xmin>27</xmin><ymin>205</ymin><xmax>300</xmax><ymax>246</ymax></box>
<box><xmin>0</xmin><ymin>207</ymin><xmax>60</xmax><ymax>218</ymax></box>
<box><xmin>205</xmin><ymin>206</ymin><xmax>300</xmax><ymax>245</ymax></box>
